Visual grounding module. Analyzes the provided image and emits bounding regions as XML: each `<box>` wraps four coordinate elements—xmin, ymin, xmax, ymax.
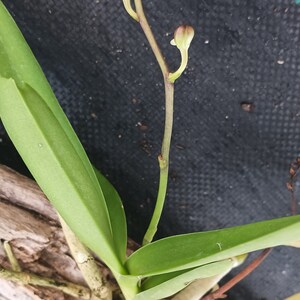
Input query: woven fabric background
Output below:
<box><xmin>1</xmin><ymin>0</ymin><xmax>300</xmax><ymax>299</ymax></box>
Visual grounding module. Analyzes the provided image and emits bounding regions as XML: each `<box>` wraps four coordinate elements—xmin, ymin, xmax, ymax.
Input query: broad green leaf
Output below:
<box><xmin>94</xmin><ymin>167</ymin><xmax>127</xmax><ymax>263</ymax></box>
<box><xmin>126</xmin><ymin>215</ymin><xmax>300</xmax><ymax>276</ymax></box>
<box><xmin>0</xmin><ymin>2</ymin><xmax>100</xmax><ymax>195</ymax></box>
<box><xmin>134</xmin><ymin>259</ymin><xmax>235</xmax><ymax>300</ymax></box>
<box><xmin>0</xmin><ymin>79</ymin><xmax>123</xmax><ymax>272</ymax></box>
<box><xmin>0</xmin><ymin>1</ymin><xmax>127</xmax><ymax>272</ymax></box>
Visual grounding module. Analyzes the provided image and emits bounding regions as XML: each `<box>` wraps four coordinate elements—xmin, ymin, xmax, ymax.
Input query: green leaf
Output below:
<box><xmin>0</xmin><ymin>78</ymin><xmax>123</xmax><ymax>273</ymax></box>
<box><xmin>0</xmin><ymin>1</ymin><xmax>128</xmax><ymax>272</ymax></box>
<box><xmin>94</xmin><ymin>167</ymin><xmax>127</xmax><ymax>263</ymax></box>
<box><xmin>134</xmin><ymin>259</ymin><xmax>235</xmax><ymax>300</ymax></box>
<box><xmin>0</xmin><ymin>1</ymin><xmax>99</xmax><ymax>192</ymax></box>
<box><xmin>126</xmin><ymin>215</ymin><xmax>300</xmax><ymax>276</ymax></box>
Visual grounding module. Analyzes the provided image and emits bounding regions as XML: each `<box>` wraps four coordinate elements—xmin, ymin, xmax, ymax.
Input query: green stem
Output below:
<box><xmin>143</xmin><ymin>81</ymin><xmax>174</xmax><ymax>245</ymax></box>
<box><xmin>133</xmin><ymin>0</ymin><xmax>174</xmax><ymax>245</ymax></box>
<box><xmin>134</xmin><ymin>0</ymin><xmax>168</xmax><ymax>76</ymax></box>
<box><xmin>123</xmin><ymin>0</ymin><xmax>139</xmax><ymax>22</ymax></box>
<box><xmin>169</xmin><ymin>50</ymin><xmax>188</xmax><ymax>83</ymax></box>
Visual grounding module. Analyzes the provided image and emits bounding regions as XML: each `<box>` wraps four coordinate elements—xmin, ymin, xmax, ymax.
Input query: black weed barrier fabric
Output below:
<box><xmin>1</xmin><ymin>1</ymin><xmax>300</xmax><ymax>299</ymax></box>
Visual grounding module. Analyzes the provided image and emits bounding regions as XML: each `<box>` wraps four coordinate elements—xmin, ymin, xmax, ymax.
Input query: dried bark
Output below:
<box><xmin>0</xmin><ymin>164</ymin><xmax>115</xmax><ymax>300</ymax></box>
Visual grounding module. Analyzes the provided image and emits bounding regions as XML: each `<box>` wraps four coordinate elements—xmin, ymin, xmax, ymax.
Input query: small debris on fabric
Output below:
<box><xmin>240</xmin><ymin>102</ymin><xmax>255</xmax><ymax>112</ymax></box>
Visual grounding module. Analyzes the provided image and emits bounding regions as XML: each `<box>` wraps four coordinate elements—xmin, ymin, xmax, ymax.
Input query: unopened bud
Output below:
<box><xmin>171</xmin><ymin>25</ymin><xmax>195</xmax><ymax>51</ymax></box>
<box><xmin>169</xmin><ymin>25</ymin><xmax>195</xmax><ymax>83</ymax></box>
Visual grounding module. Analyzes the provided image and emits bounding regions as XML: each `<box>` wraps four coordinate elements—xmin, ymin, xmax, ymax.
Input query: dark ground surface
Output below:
<box><xmin>1</xmin><ymin>1</ymin><xmax>300</xmax><ymax>299</ymax></box>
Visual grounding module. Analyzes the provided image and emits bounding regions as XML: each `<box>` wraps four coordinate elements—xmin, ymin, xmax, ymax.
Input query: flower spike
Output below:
<box><xmin>122</xmin><ymin>0</ymin><xmax>139</xmax><ymax>22</ymax></box>
<box><xmin>169</xmin><ymin>25</ymin><xmax>195</xmax><ymax>83</ymax></box>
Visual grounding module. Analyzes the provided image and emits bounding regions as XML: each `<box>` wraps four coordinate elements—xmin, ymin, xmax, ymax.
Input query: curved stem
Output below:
<box><xmin>123</xmin><ymin>0</ymin><xmax>139</xmax><ymax>21</ymax></box>
<box><xmin>134</xmin><ymin>0</ymin><xmax>169</xmax><ymax>77</ymax></box>
<box><xmin>169</xmin><ymin>50</ymin><xmax>188</xmax><ymax>83</ymax></box>
<box><xmin>134</xmin><ymin>0</ymin><xmax>174</xmax><ymax>245</ymax></box>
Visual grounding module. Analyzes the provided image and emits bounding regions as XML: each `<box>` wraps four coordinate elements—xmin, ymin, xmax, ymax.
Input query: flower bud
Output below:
<box><xmin>169</xmin><ymin>25</ymin><xmax>195</xmax><ymax>83</ymax></box>
<box><xmin>171</xmin><ymin>25</ymin><xmax>195</xmax><ymax>51</ymax></box>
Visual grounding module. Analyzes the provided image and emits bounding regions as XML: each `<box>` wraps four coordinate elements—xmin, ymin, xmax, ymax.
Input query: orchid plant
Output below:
<box><xmin>0</xmin><ymin>1</ymin><xmax>300</xmax><ymax>299</ymax></box>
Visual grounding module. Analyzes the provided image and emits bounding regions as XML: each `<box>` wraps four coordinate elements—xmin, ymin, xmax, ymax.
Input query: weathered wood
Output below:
<box><xmin>0</xmin><ymin>165</ymin><xmax>58</xmax><ymax>222</ymax></box>
<box><xmin>0</xmin><ymin>164</ymin><xmax>141</xmax><ymax>300</ymax></box>
<box><xmin>0</xmin><ymin>165</ymin><xmax>90</xmax><ymax>299</ymax></box>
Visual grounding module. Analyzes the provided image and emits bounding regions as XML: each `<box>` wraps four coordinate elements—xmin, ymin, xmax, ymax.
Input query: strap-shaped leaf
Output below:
<box><xmin>134</xmin><ymin>259</ymin><xmax>235</xmax><ymax>300</ymax></box>
<box><xmin>0</xmin><ymin>1</ymin><xmax>128</xmax><ymax>271</ymax></box>
<box><xmin>94</xmin><ymin>167</ymin><xmax>127</xmax><ymax>263</ymax></box>
<box><xmin>0</xmin><ymin>2</ymin><xmax>100</xmax><ymax>195</ymax></box>
<box><xmin>0</xmin><ymin>79</ymin><xmax>123</xmax><ymax>272</ymax></box>
<box><xmin>126</xmin><ymin>215</ymin><xmax>300</xmax><ymax>276</ymax></box>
